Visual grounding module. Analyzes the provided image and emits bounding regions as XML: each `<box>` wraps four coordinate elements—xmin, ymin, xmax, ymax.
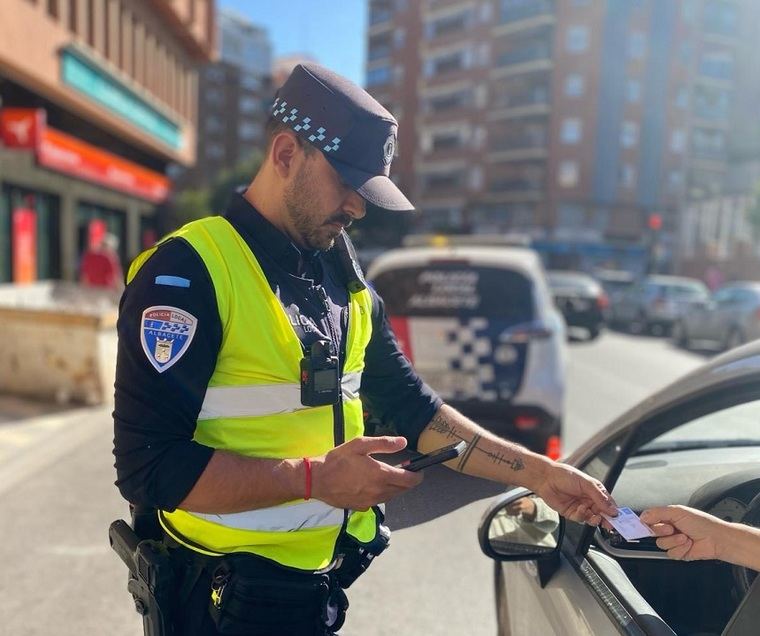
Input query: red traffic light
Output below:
<box><xmin>648</xmin><ymin>213</ymin><xmax>663</xmax><ymax>231</ymax></box>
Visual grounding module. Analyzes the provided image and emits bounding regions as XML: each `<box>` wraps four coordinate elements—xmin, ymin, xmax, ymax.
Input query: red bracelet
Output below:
<box><xmin>303</xmin><ymin>457</ymin><xmax>312</xmax><ymax>501</ymax></box>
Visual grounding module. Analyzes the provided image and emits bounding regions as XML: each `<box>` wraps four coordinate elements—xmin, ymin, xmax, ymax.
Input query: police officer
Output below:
<box><xmin>113</xmin><ymin>63</ymin><xmax>616</xmax><ymax>635</ymax></box>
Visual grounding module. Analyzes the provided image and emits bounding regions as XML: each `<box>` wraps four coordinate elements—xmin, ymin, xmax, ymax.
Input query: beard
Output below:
<box><xmin>284</xmin><ymin>161</ymin><xmax>353</xmax><ymax>251</ymax></box>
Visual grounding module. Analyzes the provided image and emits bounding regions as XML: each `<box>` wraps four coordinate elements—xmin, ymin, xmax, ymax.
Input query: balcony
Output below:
<box><xmin>495</xmin><ymin>0</ymin><xmax>555</xmax><ymax>36</ymax></box>
<box><xmin>420</xmin><ymin>173</ymin><xmax>466</xmax><ymax>196</ymax></box>
<box><xmin>485</xmin><ymin>178</ymin><xmax>544</xmax><ymax>202</ymax></box>
<box><xmin>492</xmin><ymin>43</ymin><xmax>553</xmax><ymax>77</ymax></box>
<box><xmin>369</xmin><ymin>7</ymin><xmax>392</xmax><ymax>25</ymax></box>
<box><xmin>501</xmin><ymin>0</ymin><xmax>554</xmax><ymax>22</ymax></box>
<box><xmin>490</xmin><ymin>89</ymin><xmax>550</xmax><ymax>119</ymax></box>
<box><xmin>488</xmin><ymin>132</ymin><xmax>547</xmax><ymax>161</ymax></box>
<box><xmin>368</xmin><ymin>45</ymin><xmax>392</xmax><ymax>62</ymax></box>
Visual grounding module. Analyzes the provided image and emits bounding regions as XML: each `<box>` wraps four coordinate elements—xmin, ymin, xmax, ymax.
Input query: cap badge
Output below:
<box><xmin>383</xmin><ymin>134</ymin><xmax>396</xmax><ymax>166</ymax></box>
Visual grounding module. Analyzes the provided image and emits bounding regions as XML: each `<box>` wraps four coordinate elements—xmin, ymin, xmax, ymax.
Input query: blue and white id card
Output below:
<box><xmin>601</xmin><ymin>507</ymin><xmax>655</xmax><ymax>541</ymax></box>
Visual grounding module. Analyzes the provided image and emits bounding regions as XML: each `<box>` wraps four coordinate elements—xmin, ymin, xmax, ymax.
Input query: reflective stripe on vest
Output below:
<box><xmin>127</xmin><ymin>216</ymin><xmax>378</xmax><ymax>571</ymax></box>
<box><xmin>191</xmin><ymin>499</ymin><xmax>345</xmax><ymax>532</ymax></box>
<box><xmin>198</xmin><ymin>371</ymin><xmax>363</xmax><ymax>420</ymax></box>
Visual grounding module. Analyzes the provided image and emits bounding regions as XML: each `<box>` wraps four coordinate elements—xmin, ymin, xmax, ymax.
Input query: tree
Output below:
<box><xmin>167</xmin><ymin>152</ymin><xmax>264</xmax><ymax>231</ymax></box>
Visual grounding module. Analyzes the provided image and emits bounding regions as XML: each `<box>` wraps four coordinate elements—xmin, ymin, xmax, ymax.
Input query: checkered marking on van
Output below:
<box><xmin>270</xmin><ymin>98</ymin><xmax>342</xmax><ymax>152</ymax></box>
<box><xmin>444</xmin><ymin>318</ymin><xmax>499</xmax><ymax>401</ymax></box>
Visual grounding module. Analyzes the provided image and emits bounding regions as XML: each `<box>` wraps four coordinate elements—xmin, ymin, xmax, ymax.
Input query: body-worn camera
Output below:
<box><xmin>300</xmin><ymin>340</ymin><xmax>340</xmax><ymax>407</ymax></box>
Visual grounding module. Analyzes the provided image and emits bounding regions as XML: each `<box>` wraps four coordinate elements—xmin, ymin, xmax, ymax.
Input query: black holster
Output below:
<box><xmin>333</xmin><ymin>507</ymin><xmax>391</xmax><ymax>589</ymax></box>
<box><xmin>207</xmin><ymin>553</ymin><xmax>347</xmax><ymax>635</ymax></box>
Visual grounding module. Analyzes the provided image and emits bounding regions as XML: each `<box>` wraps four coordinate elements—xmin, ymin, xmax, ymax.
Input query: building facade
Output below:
<box><xmin>178</xmin><ymin>9</ymin><xmax>272</xmax><ymax>190</ymax></box>
<box><xmin>366</xmin><ymin>0</ymin><xmax>757</xmax><ymax>271</ymax></box>
<box><xmin>0</xmin><ymin>0</ymin><xmax>215</xmax><ymax>283</ymax></box>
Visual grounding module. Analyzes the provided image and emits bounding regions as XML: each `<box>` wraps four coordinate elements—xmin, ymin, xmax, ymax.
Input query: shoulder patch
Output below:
<box><xmin>140</xmin><ymin>306</ymin><xmax>198</xmax><ymax>373</ymax></box>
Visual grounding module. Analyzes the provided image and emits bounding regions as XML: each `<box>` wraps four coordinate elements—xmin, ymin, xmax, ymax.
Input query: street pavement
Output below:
<box><xmin>0</xmin><ymin>331</ymin><xmax>707</xmax><ymax>635</ymax></box>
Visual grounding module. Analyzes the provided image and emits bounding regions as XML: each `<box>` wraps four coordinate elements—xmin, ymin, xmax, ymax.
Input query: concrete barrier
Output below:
<box><xmin>0</xmin><ymin>282</ymin><xmax>119</xmax><ymax>405</ymax></box>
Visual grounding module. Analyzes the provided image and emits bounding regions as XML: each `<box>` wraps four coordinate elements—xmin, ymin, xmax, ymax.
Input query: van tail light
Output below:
<box><xmin>515</xmin><ymin>415</ymin><xmax>539</xmax><ymax>430</ymax></box>
<box><xmin>545</xmin><ymin>435</ymin><xmax>562</xmax><ymax>460</ymax></box>
<box><xmin>503</xmin><ymin>322</ymin><xmax>553</xmax><ymax>343</ymax></box>
<box><xmin>597</xmin><ymin>293</ymin><xmax>610</xmax><ymax>310</ymax></box>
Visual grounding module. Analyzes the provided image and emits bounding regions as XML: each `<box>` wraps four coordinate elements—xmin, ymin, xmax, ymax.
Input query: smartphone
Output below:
<box><xmin>397</xmin><ymin>441</ymin><xmax>467</xmax><ymax>472</ymax></box>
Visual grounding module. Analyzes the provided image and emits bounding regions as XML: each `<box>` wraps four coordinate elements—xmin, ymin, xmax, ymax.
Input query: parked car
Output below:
<box><xmin>546</xmin><ymin>270</ymin><xmax>607</xmax><ymax>340</ymax></box>
<box><xmin>367</xmin><ymin>244</ymin><xmax>566</xmax><ymax>458</ymax></box>
<box><xmin>611</xmin><ymin>275</ymin><xmax>709</xmax><ymax>335</ymax></box>
<box><xmin>673</xmin><ymin>282</ymin><xmax>760</xmax><ymax>351</ymax></box>
<box><xmin>479</xmin><ymin>341</ymin><xmax>760</xmax><ymax>636</ymax></box>
<box><xmin>594</xmin><ymin>269</ymin><xmax>635</xmax><ymax>320</ymax></box>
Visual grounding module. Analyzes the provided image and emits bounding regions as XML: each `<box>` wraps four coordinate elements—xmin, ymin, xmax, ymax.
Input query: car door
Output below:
<box><xmin>494</xmin><ymin>429</ymin><xmax>670</xmax><ymax>636</ymax></box>
<box><xmin>486</xmin><ymin>345</ymin><xmax>760</xmax><ymax>636</ymax></box>
<box><xmin>704</xmin><ymin>287</ymin><xmax>738</xmax><ymax>342</ymax></box>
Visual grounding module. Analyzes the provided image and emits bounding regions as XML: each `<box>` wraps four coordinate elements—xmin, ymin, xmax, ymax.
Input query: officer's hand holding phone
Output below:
<box><xmin>395</xmin><ymin>441</ymin><xmax>467</xmax><ymax>472</ymax></box>
<box><xmin>311</xmin><ymin>436</ymin><xmax>423</xmax><ymax>510</ymax></box>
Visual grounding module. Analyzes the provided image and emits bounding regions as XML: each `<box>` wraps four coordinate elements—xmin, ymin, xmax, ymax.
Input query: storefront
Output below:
<box><xmin>0</xmin><ymin>108</ymin><xmax>168</xmax><ymax>283</ymax></box>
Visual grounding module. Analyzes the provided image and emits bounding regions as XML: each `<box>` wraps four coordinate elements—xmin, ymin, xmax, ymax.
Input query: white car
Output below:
<box><xmin>367</xmin><ymin>244</ymin><xmax>566</xmax><ymax>458</ymax></box>
<box><xmin>479</xmin><ymin>341</ymin><xmax>760</xmax><ymax>636</ymax></box>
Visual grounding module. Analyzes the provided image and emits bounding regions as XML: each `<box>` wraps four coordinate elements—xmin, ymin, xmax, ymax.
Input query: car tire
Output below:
<box><xmin>629</xmin><ymin>313</ymin><xmax>647</xmax><ymax>335</ymax></box>
<box><xmin>724</xmin><ymin>327</ymin><xmax>744</xmax><ymax>351</ymax></box>
<box><xmin>672</xmin><ymin>321</ymin><xmax>689</xmax><ymax>348</ymax></box>
<box><xmin>494</xmin><ymin>563</ymin><xmax>512</xmax><ymax>636</ymax></box>
<box><xmin>588</xmin><ymin>326</ymin><xmax>601</xmax><ymax>340</ymax></box>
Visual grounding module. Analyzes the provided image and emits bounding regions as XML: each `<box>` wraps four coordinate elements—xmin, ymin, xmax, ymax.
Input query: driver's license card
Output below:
<box><xmin>601</xmin><ymin>507</ymin><xmax>654</xmax><ymax>541</ymax></box>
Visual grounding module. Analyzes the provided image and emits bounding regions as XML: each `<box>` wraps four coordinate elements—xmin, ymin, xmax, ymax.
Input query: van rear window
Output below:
<box><xmin>372</xmin><ymin>265</ymin><xmax>535</xmax><ymax>323</ymax></box>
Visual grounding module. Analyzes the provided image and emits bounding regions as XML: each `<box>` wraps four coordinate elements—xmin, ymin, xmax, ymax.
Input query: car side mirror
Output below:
<box><xmin>478</xmin><ymin>487</ymin><xmax>564</xmax><ymax>561</ymax></box>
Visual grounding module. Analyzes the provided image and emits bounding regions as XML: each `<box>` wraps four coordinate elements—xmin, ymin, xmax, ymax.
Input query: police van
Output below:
<box><xmin>366</xmin><ymin>239</ymin><xmax>566</xmax><ymax>459</ymax></box>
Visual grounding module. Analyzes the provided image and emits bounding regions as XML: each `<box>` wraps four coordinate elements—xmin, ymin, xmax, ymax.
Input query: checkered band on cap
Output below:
<box><xmin>271</xmin><ymin>97</ymin><xmax>343</xmax><ymax>153</ymax></box>
<box><xmin>266</xmin><ymin>62</ymin><xmax>414</xmax><ymax>211</ymax></box>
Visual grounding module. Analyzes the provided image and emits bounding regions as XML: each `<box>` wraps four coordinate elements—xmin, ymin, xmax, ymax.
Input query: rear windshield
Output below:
<box><xmin>371</xmin><ymin>264</ymin><xmax>535</xmax><ymax>323</ymax></box>
<box><xmin>666</xmin><ymin>283</ymin><xmax>709</xmax><ymax>299</ymax></box>
<box><xmin>547</xmin><ymin>272</ymin><xmax>600</xmax><ymax>295</ymax></box>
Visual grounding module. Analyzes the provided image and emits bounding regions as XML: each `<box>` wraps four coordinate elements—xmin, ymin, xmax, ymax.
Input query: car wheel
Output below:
<box><xmin>672</xmin><ymin>321</ymin><xmax>689</xmax><ymax>348</ymax></box>
<box><xmin>588</xmin><ymin>325</ymin><xmax>601</xmax><ymax>340</ymax></box>
<box><xmin>724</xmin><ymin>328</ymin><xmax>744</xmax><ymax>351</ymax></box>
<box><xmin>629</xmin><ymin>313</ymin><xmax>647</xmax><ymax>335</ymax></box>
<box><xmin>494</xmin><ymin>563</ymin><xmax>512</xmax><ymax>636</ymax></box>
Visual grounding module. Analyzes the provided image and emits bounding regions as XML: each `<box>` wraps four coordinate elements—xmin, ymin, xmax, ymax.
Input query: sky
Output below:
<box><xmin>220</xmin><ymin>0</ymin><xmax>368</xmax><ymax>86</ymax></box>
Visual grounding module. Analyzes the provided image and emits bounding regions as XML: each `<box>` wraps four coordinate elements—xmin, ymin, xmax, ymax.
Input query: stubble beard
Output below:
<box><xmin>284</xmin><ymin>162</ymin><xmax>342</xmax><ymax>251</ymax></box>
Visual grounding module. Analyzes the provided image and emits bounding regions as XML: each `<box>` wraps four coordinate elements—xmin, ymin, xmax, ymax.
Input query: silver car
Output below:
<box><xmin>612</xmin><ymin>275</ymin><xmax>709</xmax><ymax>336</ymax></box>
<box><xmin>673</xmin><ymin>282</ymin><xmax>760</xmax><ymax>351</ymax></box>
<box><xmin>479</xmin><ymin>342</ymin><xmax>760</xmax><ymax>636</ymax></box>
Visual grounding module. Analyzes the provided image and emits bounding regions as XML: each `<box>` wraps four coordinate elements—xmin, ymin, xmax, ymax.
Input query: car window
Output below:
<box><xmin>712</xmin><ymin>288</ymin><xmax>735</xmax><ymax>304</ymax></box>
<box><xmin>638</xmin><ymin>400</ymin><xmax>760</xmax><ymax>452</ymax></box>
<box><xmin>667</xmin><ymin>283</ymin><xmax>709</xmax><ymax>300</ymax></box>
<box><xmin>372</xmin><ymin>264</ymin><xmax>535</xmax><ymax>325</ymax></box>
<box><xmin>547</xmin><ymin>272</ymin><xmax>600</xmax><ymax>295</ymax></box>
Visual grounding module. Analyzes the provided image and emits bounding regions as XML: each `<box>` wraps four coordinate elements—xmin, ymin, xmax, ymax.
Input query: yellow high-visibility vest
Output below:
<box><xmin>127</xmin><ymin>216</ymin><xmax>378</xmax><ymax>571</ymax></box>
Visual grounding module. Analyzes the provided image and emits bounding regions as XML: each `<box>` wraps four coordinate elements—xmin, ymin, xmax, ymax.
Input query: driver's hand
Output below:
<box><xmin>506</xmin><ymin>497</ymin><xmax>538</xmax><ymax>521</ymax></box>
<box><xmin>640</xmin><ymin>505</ymin><xmax>725</xmax><ymax>562</ymax></box>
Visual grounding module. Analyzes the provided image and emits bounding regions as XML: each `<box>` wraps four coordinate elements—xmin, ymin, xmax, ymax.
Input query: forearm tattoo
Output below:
<box><xmin>428</xmin><ymin>410</ymin><xmax>525</xmax><ymax>473</ymax></box>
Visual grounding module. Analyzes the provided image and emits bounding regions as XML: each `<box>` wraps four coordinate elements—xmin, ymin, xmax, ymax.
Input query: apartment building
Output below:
<box><xmin>179</xmin><ymin>9</ymin><xmax>272</xmax><ymax>189</ymax></box>
<box><xmin>0</xmin><ymin>0</ymin><xmax>215</xmax><ymax>283</ymax></box>
<box><xmin>366</xmin><ymin>0</ymin><xmax>757</xmax><ymax>269</ymax></box>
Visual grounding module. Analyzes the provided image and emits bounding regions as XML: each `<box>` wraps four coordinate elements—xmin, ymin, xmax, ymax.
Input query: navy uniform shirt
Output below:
<box><xmin>113</xmin><ymin>193</ymin><xmax>441</xmax><ymax>510</ymax></box>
